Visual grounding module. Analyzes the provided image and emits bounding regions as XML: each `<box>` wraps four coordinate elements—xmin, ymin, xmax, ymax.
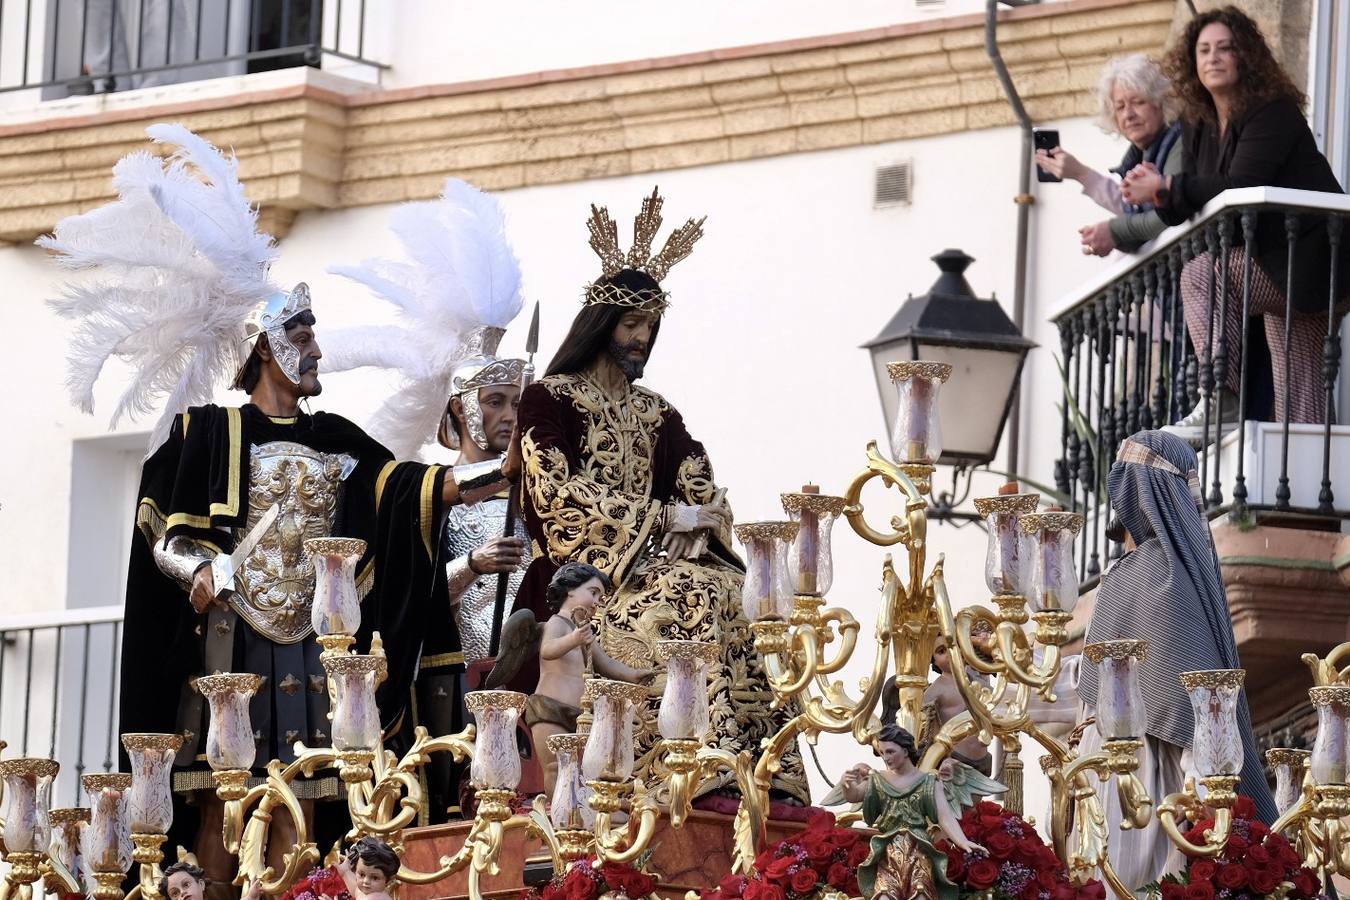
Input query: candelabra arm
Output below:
<box><xmin>1114</xmin><ymin>771</ymin><xmax>1153</xmax><ymax>830</ymax></box>
<box><xmin>933</xmin><ymin>571</ymin><xmax>1033</xmax><ymax>738</ymax></box>
<box><xmin>843</xmin><ymin>442</ymin><xmax>923</xmax><ymax>548</ymax></box>
<box><xmin>396</xmin><ymin>818</ymin><xmax>486</xmax><ymax>885</ymax></box>
<box><xmin>952</xmin><ymin>607</ymin><xmax>1003</xmax><ymax>677</ymax></box>
<box><xmin>765</xmin><ymin>626</ymin><xmax>820</xmax><ymax>699</ymax></box>
<box><xmin>1302</xmin><ymin>645</ymin><xmax>1350</xmax><ymax>686</ymax></box>
<box><xmin>1271</xmin><ymin>791</ymin><xmax>1314</xmax><ymax>837</ymax></box>
<box><xmin>594</xmin><ymin>788</ymin><xmax>659</xmax><ymax>866</ymax></box>
<box><xmin>813</xmin><ymin>606</ymin><xmax>859</xmax><ymax>677</ymax></box>
<box><xmin>994</xmin><ymin>623</ymin><xmax>1061</xmax><ymax>696</ymax></box>
<box><xmin>1158</xmin><ymin>785</ymin><xmax>1233</xmax><ymax>858</ymax></box>
<box><xmin>40</xmin><ymin>856</ymin><xmax>82</xmax><ymax>897</ymax></box>
<box><xmin>524</xmin><ymin>800</ymin><xmax>572</xmax><ymax>876</ymax></box>
<box><xmin>666</xmin><ymin>743</ymin><xmax>739</xmax><ymax>829</ymax></box>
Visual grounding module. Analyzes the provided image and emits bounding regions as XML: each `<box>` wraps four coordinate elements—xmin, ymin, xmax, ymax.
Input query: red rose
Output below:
<box><xmin>1216</xmin><ymin>865</ymin><xmax>1248</xmax><ymax>890</ymax></box>
<box><xmin>564</xmin><ymin>877</ymin><xmax>596</xmax><ymax>900</ymax></box>
<box><xmin>985</xmin><ymin>830</ymin><xmax>1016</xmax><ymax>860</ymax></box>
<box><xmin>979</xmin><ymin>814</ymin><xmax>1006</xmax><ymax>833</ymax></box>
<box><xmin>718</xmin><ymin>876</ymin><xmax>748</xmax><ymax>899</ymax></box>
<box><xmin>1248</xmin><ymin>821</ymin><xmax>1270</xmax><ymax>841</ymax></box>
<box><xmin>847</xmin><ymin>844</ymin><xmax>869</xmax><ymax>867</ymax></box>
<box><xmin>1249</xmin><ymin>868</ymin><xmax>1281</xmax><ymax>894</ymax></box>
<box><xmin>966</xmin><ymin>860</ymin><xmax>1000</xmax><ymax>891</ymax></box>
<box><xmin>765</xmin><ymin>858</ymin><xmax>796</xmax><ymax>885</ymax></box>
<box><xmin>1233</xmin><ymin>796</ymin><xmax>1257</xmax><ymax>819</ymax></box>
<box><xmin>789</xmin><ymin>869</ymin><xmax>818</xmax><ymax>894</ymax></box>
<box><xmin>1189</xmin><ymin>861</ymin><xmax>1217</xmax><ymax>884</ymax></box>
<box><xmin>1037</xmin><ymin>845</ymin><xmax>1065</xmax><ymax>873</ymax></box>
<box><xmin>1160</xmin><ymin>882</ymin><xmax>1186</xmax><ymax>900</ymax></box>
<box><xmin>826</xmin><ymin>864</ymin><xmax>852</xmax><ymax>890</ymax></box>
<box><xmin>805</xmin><ymin>810</ymin><xmax>836</xmax><ymax>835</ymax></box>
<box><xmin>1225</xmin><ymin>834</ymin><xmax>1249</xmax><ymax>855</ymax></box>
<box><xmin>754</xmin><ymin>851</ymin><xmax>778</xmax><ymax>874</ymax></box>
<box><xmin>1246</xmin><ymin>843</ymin><xmax>1271</xmax><ymax>866</ymax></box>
<box><xmin>831</xmin><ymin>829</ymin><xmax>860</xmax><ymax>849</ymax></box>
<box><xmin>629</xmin><ymin>873</ymin><xmax>657</xmax><ymax>898</ymax></box>
<box><xmin>1037</xmin><ymin>869</ymin><xmax>1059</xmax><ymax>891</ymax></box>
<box><xmin>1292</xmin><ymin>869</ymin><xmax>1319</xmax><ymax>897</ymax></box>
<box><xmin>1077</xmin><ymin>881</ymin><xmax>1106</xmax><ymax>900</ymax></box>
<box><xmin>804</xmin><ymin>841</ymin><xmax>834</xmax><ymax>870</ymax></box>
<box><xmin>1052</xmin><ymin>883</ymin><xmax>1077</xmax><ymax>900</ymax></box>
<box><xmin>944</xmin><ymin>851</ymin><xmax>966</xmax><ymax>882</ymax></box>
<box><xmin>1020</xmin><ymin>883</ymin><xmax>1043</xmax><ymax>900</ymax></box>
<box><xmin>743</xmin><ymin>882</ymin><xmax>785</xmax><ymax>900</ymax></box>
<box><xmin>1183</xmin><ymin>881</ymin><xmax>1215</xmax><ymax>900</ymax></box>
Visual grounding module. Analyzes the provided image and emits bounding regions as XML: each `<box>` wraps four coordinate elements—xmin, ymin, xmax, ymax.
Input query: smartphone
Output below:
<box><xmin>1033</xmin><ymin>128</ymin><xmax>1061</xmax><ymax>183</ymax></box>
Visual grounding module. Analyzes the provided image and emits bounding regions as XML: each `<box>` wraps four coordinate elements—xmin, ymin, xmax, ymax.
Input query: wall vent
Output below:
<box><xmin>915</xmin><ymin>0</ymin><xmax>946</xmax><ymax>9</ymax></box>
<box><xmin>873</xmin><ymin>161</ymin><xmax>913</xmax><ymax>208</ymax></box>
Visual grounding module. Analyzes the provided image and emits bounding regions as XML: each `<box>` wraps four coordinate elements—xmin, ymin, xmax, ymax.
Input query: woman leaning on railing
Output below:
<box><xmin>1121</xmin><ymin>5</ymin><xmax>1349</xmax><ymax>443</ymax></box>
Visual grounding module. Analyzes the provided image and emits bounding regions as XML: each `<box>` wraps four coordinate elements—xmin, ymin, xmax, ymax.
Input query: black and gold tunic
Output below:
<box><xmin>120</xmin><ymin>404</ymin><xmax>458</xmax><ymax>843</ymax></box>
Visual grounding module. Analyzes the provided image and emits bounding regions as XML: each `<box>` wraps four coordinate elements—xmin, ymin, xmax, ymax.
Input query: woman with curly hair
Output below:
<box><xmin>1122</xmin><ymin>6</ymin><xmax>1348</xmax><ymax>442</ymax></box>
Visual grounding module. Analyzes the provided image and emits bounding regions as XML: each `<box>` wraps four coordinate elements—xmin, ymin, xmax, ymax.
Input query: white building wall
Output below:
<box><xmin>0</xmin><ymin>108</ymin><xmax>1130</xmax><ymax>808</ymax></box>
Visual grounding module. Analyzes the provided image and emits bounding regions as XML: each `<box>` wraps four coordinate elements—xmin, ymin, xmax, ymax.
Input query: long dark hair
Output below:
<box><xmin>1164</xmin><ymin>6</ymin><xmax>1305</xmax><ymax>125</ymax></box>
<box><xmin>545</xmin><ymin>271</ymin><xmax>663</xmax><ymax>377</ymax></box>
<box><xmin>875</xmin><ymin>723</ymin><xmax>920</xmax><ymax>764</ymax></box>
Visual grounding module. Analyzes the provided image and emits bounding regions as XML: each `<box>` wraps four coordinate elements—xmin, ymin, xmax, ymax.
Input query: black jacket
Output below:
<box><xmin>1159</xmin><ymin>97</ymin><xmax>1347</xmax><ymax>314</ymax></box>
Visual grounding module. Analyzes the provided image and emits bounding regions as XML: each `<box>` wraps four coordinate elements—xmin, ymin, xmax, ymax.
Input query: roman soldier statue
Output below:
<box><xmin>494</xmin><ymin>187</ymin><xmax>808</xmax><ymax>805</ymax></box>
<box><xmin>42</xmin><ymin>127</ymin><xmax>502</xmax><ymax>879</ymax></box>
<box><xmin>326</xmin><ymin>178</ymin><xmax>533</xmax><ymax>821</ymax></box>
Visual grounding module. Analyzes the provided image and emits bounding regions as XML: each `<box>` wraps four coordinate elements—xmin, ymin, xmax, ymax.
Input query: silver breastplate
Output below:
<box><xmin>230</xmin><ymin>441</ymin><xmax>355</xmax><ymax>644</ymax></box>
<box><xmin>445</xmin><ymin>496</ymin><xmax>531</xmax><ymax>662</ymax></box>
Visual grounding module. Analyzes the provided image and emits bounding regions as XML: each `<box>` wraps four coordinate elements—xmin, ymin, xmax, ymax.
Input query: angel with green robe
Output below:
<box><xmin>829</xmin><ymin>724</ymin><xmax>1004</xmax><ymax>900</ymax></box>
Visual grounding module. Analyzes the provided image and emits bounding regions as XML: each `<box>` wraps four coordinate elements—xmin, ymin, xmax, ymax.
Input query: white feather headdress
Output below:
<box><xmin>40</xmin><ymin>123</ymin><xmax>278</xmax><ymax>452</ymax></box>
<box><xmin>326</xmin><ymin>178</ymin><xmax>525</xmax><ymax>459</ymax></box>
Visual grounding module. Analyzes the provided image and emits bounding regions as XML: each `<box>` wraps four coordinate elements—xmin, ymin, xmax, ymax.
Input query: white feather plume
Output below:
<box><xmin>327</xmin><ymin>178</ymin><xmax>524</xmax><ymax>459</ymax></box>
<box><xmin>40</xmin><ymin>123</ymin><xmax>278</xmax><ymax>452</ymax></box>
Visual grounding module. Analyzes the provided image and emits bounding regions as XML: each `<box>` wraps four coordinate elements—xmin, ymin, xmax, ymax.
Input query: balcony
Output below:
<box><xmin>0</xmin><ymin>0</ymin><xmax>382</xmax><ymax>102</ymax></box>
<box><xmin>1050</xmin><ymin>186</ymin><xmax>1350</xmax><ymax>731</ymax></box>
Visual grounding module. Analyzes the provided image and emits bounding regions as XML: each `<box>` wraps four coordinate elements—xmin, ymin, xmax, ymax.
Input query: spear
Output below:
<box><xmin>488</xmin><ymin>301</ymin><xmax>539</xmax><ymax>659</ymax></box>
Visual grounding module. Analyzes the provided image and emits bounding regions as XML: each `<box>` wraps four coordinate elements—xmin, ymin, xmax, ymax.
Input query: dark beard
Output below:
<box><xmin>607</xmin><ymin>339</ymin><xmax>647</xmax><ymax>381</ymax></box>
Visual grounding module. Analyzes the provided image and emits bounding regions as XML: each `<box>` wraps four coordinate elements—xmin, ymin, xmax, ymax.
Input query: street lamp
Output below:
<box><xmin>863</xmin><ymin>249</ymin><xmax>1035</xmax><ymax>469</ymax></box>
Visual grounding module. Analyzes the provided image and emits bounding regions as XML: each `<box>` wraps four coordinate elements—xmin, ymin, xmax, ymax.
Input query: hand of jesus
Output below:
<box><xmin>661</xmin><ymin>531</ymin><xmax>701</xmax><ymax>560</ymax></box>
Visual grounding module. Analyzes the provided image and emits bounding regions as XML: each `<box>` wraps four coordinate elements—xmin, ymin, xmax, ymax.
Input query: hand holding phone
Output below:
<box><xmin>1033</xmin><ymin>128</ymin><xmax>1062</xmax><ymax>183</ymax></box>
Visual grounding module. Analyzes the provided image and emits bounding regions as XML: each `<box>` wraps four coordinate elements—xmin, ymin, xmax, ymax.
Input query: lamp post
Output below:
<box><xmin>862</xmin><ymin>249</ymin><xmax>1036</xmax><ymax>523</ymax></box>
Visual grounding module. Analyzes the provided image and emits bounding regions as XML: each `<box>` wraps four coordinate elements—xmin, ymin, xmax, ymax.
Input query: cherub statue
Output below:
<box><xmin>923</xmin><ymin>636</ymin><xmax>993</xmax><ymax>777</ymax></box>
<box><xmin>489</xmin><ymin>562</ymin><xmax>653</xmax><ymax>795</ymax></box>
<box><xmin>834</xmin><ymin>724</ymin><xmax>1003</xmax><ymax>900</ymax></box>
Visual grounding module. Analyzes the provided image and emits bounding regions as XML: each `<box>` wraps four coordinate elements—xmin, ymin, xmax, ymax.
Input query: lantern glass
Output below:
<box><xmin>735</xmin><ymin>522</ymin><xmax>797</xmax><ymax>621</ymax></box>
<box><xmin>887</xmin><ymin>362</ymin><xmax>949</xmax><ymax>464</ymax></box>
<box><xmin>195</xmin><ymin>674</ymin><xmax>261</xmax><ymax>771</ymax></box>
<box><xmin>656</xmin><ymin>641</ymin><xmax>716</xmax><ymax>741</ymax></box>
<box><xmin>547</xmin><ymin>733</ymin><xmax>595</xmax><ymax>831</ymax></box>
<box><xmin>465</xmin><ymin>691</ymin><xmax>527</xmax><ymax>791</ymax></box>
<box><xmin>1019</xmin><ymin>514</ymin><xmax>1083</xmax><ymax>614</ymax></box>
<box><xmin>975</xmin><ymin>494</ymin><xmax>1039</xmax><ymax>595</ymax></box>
<box><xmin>307</xmin><ymin>537</ymin><xmax>366</xmax><ymax>637</ymax></box>
<box><xmin>81</xmin><ymin>773</ymin><xmax>133</xmax><ymax>874</ymax></box>
<box><xmin>582</xmin><ymin>680</ymin><xmax>645</xmax><ymax>782</ymax></box>
<box><xmin>0</xmin><ymin>758</ymin><xmax>58</xmax><ymax>852</ymax></box>
<box><xmin>324</xmin><ymin>656</ymin><xmax>384</xmax><ymax>753</ymax></box>
<box><xmin>1265</xmin><ymin>749</ymin><xmax>1310</xmax><ymax>815</ymax></box>
<box><xmin>1308</xmin><ymin>686</ymin><xmax>1350</xmax><ymax>786</ymax></box>
<box><xmin>1084</xmin><ymin>642</ymin><xmax>1147</xmax><ymax>741</ymax></box>
<box><xmin>782</xmin><ymin>493</ymin><xmax>845</xmax><ymax>596</ymax></box>
<box><xmin>1182</xmin><ymin>670</ymin><xmax>1245</xmax><ymax>777</ymax></box>
<box><xmin>122</xmin><ymin>733</ymin><xmax>182</xmax><ymax>833</ymax></box>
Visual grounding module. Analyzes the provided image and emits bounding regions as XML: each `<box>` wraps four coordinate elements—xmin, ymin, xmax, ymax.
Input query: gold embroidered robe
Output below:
<box><xmin>513</xmin><ymin>372</ymin><xmax>808</xmax><ymax>802</ymax></box>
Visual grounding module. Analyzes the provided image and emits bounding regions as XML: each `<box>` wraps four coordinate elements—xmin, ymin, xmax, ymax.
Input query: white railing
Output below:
<box><xmin>0</xmin><ymin>605</ymin><xmax>124</xmax><ymax>807</ymax></box>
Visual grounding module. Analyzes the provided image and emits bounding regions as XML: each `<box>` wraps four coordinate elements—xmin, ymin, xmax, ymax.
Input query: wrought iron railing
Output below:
<box><xmin>1050</xmin><ymin>186</ymin><xmax>1350</xmax><ymax>585</ymax></box>
<box><xmin>0</xmin><ymin>605</ymin><xmax>122</xmax><ymax>806</ymax></box>
<box><xmin>0</xmin><ymin>0</ymin><xmax>385</xmax><ymax>96</ymax></box>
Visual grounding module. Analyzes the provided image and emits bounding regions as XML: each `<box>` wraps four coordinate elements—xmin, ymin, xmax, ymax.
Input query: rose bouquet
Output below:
<box><xmin>936</xmin><ymin>801</ymin><xmax>1106</xmax><ymax>900</ymax></box>
<box><xmin>701</xmin><ymin>810</ymin><xmax>866</xmax><ymax>900</ymax></box>
<box><xmin>280</xmin><ymin>865</ymin><xmax>353</xmax><ymax>900</ymax></box>
<box><xmin>1146</xmin><ymin>795</ymin><xmax>1323</xmax><ymax>900</ymax></box>
<box><xmin>522</xmin><ymin>858</ymin><xmax>658</xmax><ymax>900</ymax></box>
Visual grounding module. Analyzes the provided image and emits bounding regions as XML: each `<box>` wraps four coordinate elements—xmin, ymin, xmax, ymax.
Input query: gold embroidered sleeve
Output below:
<box><xmin>676</xmin><ymin>452</ymin><xmax>733</xmax><ymax>547</ymax></box>
<box><xmin>522</xmin><ymin>428</ymin><xmax>664</xmax><ymax>581</ymax></box>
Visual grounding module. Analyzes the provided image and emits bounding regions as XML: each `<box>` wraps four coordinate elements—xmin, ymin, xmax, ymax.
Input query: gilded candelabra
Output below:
<box><xmin>1264</xmin><ymin>643</ymin><xmax>1350</xmax><ymax>880</ymax></box>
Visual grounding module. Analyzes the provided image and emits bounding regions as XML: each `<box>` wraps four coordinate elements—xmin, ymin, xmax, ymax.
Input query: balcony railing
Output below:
<box><xmin>0</xmin><ymin>605</ymin><xmax>122</xmax><ymax>806</ymax></box>
<box><xmin>0</xmin><ymin>0</ymin><xmax>384</xmax><ymax>97</ymax></box>
<box><xmin>1050</xmin><ymin>186</ymin><xmax>1350</xmax><ymax>585</ymax></box>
